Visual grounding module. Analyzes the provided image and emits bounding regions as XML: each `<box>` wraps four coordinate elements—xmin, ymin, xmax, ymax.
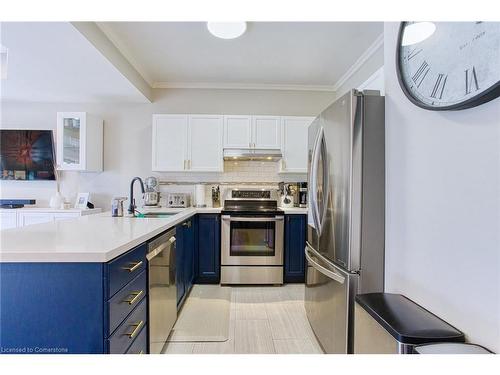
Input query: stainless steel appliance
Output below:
<box><xmin>144</xmin><ymin>176</ymin><xmax>160</xmax><ymax>206</ymax></box>
<box><xmin>221</xmin><ymin>189</ymin><xmax>284</xmax><ymax>284</ymax></box>
<box><xmin>147</xmin><ymin>229</ymin><xmax>177</xmax><ymax>354</ymax></box>
<box><xmin>305</xmin><ymin>90</ymin><xmax>385</xmax><ymax>354</ymax></box>
<box><xmin>111</xmin><ymin>196</ymin><xmax>127</xmax><ymax>217</ymax></box>
<box><xmin>298</xmin><ymin>182</ymin><xmax>307</xmax><ymax>208</ymax></box>
<box><xmin>166</xmin><ymin>193</ymin><xmax>190</xmax><ymax>208</ymax></box>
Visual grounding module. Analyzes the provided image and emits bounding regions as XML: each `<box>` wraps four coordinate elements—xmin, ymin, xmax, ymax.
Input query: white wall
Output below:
<box><xmin>0</xmin><ymin>88</ymin><xmax>336</xmax><ymax>209</ymax></box>
<box><xmin>384</xmin><ymin>22</ymin><xmax>500</xmax><ymax>352</ymax></box>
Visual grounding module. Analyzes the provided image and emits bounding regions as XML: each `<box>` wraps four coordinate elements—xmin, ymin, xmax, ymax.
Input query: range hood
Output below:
<box><xmin>223</xmin><ymin>148</ymin><xmax>283</xmax><ymax>161</ymax></box>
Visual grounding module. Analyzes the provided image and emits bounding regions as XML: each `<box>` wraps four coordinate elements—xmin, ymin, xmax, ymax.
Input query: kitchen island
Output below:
<box><xmin>0</xmin><ymin>207</ymin><xmax>220</xmax><ymax>354</ymax></box>
<box><xmin>0</xmin><ymin>206</ymin><xmax>306</xmax><ymax>354</ymax></box>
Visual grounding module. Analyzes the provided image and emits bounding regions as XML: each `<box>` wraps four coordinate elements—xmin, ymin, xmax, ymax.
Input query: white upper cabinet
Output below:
<box><xmin>252</xmin><ymin>116</ymin><xmax>281</xmax><ymax>149</ymax></box>
<box><xmin>188</xmin><ymin>115</ymin><xmax>223</xmax><ymax>172</ymax></box>
<box><xmin>56</xmin><ymin>112</ymin><xmax>103</xmax><ymax>172</ymax></box>
<box><xmin>152</xmin><ymin>114</ymin><xmax>223</xmax><ymax>172</ymax></box>
<box><xmin>223</xmin><ymin>115</ymin><xmax>281</xmax><ymax>150</ymax></box>
<box><xmin>279</xmin><ymin>116</ymin><xmax>315</xmax><ymax>173</ymax></box>
<box><xmin>223</xmin><ymin>115</ymin><xmax>252</xmax><ymax>149</ymax></box>
<box><xmin>152</xmin><ymin>114</ymin><xmax>188</xmax><ymax>172</ymax></box>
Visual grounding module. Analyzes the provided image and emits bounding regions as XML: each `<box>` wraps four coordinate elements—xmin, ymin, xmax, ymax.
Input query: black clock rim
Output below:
<box><xmin>396</xmin><ymin>21</ymin><xmax>500</xmax><ymax>111</ymax></box>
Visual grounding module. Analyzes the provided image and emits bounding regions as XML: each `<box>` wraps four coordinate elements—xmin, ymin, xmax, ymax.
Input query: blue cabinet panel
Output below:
<box><xmin>183</xmin><ymin>218</ymin><xmax>195</xmax><ymax>294</ymax></box>
<box><xmin>176</xmin><ymin>218</ymin><xmax>195</xmax><ymax>307</ymax></box>
<box><xmin>125</xmin><ymin>323</ymin><xmax>148</xmax><ymax>354</ymax></box>
<box><xmin>175</xmin><ymin>222</ymin><xmax>185</xmax><ymax>305</ymax></box>
<box><xmin>195</xmin><ymin>214</ymin><xmax>220</xmax><ymax>284</ymax></box>
<box><xmin>0</xmin><ymin>263</ymin><xmax>105</xmax><ymax>354</ymax></box>
<box><xmin>284</xmin><ymin>215</ymin><xmax>307</xmax><ymax>283</ymax></box>
<box><xmin>106</xmin><ymin>243</ymin><xmax>147</xmax><ymax>298</ymax></box>
<box><xmin>106</xmin><ymin>298</ymin><xmax>147</xmax><ymax>354</ymax></box>
<box><xmin>106</xmin><ymin>270</ymin><xmax>147</xmax><ymax>336</ymax></box>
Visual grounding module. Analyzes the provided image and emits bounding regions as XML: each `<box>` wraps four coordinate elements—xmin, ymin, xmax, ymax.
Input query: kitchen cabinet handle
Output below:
<box><xmin>123</xmin><ymin>290</ymin><xmax>144</xmax><ymax>305</ymax></box>
<box><xmin>182</xmin><ymin>220</ymin><xmax>191</xmax><ymax>228</ymax></box>
<box><xmin>189</xmin><ymin>160</ymin><xmax>191</xmax><ymax>169</ymax></box>
<box><xmin>123</xmin><ymin>261</ymin><xmax>143</xmax><ymax>273</ymax></box>
<box><xmin>124</xmin><ymin>321</ymin><xmax>144</xmax><ymax>339</ymax></box>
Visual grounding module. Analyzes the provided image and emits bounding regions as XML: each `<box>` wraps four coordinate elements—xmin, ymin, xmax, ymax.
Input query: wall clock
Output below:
<box><xmin>396</xmin><ymin>22</ymin><xmax>500</xmax><ymax>110</ymax></box>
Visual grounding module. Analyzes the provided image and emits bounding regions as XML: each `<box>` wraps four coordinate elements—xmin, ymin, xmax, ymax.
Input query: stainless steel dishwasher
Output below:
<box><xmin>147</xmin><ymin>229</ymin><xmax>177</xmax><ymax>354</ymax></box>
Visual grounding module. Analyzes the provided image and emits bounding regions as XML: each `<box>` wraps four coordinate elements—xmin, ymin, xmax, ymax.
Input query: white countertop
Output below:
<box><xmin>0</xmin><ymin>205</ymin><xmax>305</xmax><ymax>263</ymax></box>
<box><xmin>0</xmin><ymin>207</ymin><xmax>206</xmax><ymax>263</ymax></box>
<box><xmin>2</xmin><ymin>207</ymin><xmax>103</xmax><ymax>214</ymax></box>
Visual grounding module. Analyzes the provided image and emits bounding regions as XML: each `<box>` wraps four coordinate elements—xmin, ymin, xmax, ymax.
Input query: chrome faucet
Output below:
<box><xmin>128</xmin><ymin>177</ymin><xmax>145</xmax><ymax>215</ymax></box>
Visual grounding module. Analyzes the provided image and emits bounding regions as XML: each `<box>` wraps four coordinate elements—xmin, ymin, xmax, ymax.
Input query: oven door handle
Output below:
<box><xmin>221</xmin><ymin>215</ymin><xmax>284</xmax><ymax>222</ymax></box>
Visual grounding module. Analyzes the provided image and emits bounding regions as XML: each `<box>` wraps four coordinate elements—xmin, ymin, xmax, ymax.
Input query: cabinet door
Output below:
<box><xmin>284</xmin><ymin>215</ymin><xmax>307</xmax><ymax>283</ymax></box>
<box><xmin>57</xmin><ymin>112</ymin><xmax>86</xmax><ymax>171</ymax></box>
<box><xmin>175</xmin><ymin>222</ymin><xmax>185</xmax><ymax>305</ymax></box>
<box><xmin>280</xmin><ymin>116</ymin><xmax>314</xmax><ymax>173</ymax></box>
<box><xmin>182</xmin><ymin>219</ymin><xmax>195</xmax><ymax>293</ymax></box>
<box><xmin>223</xmin><ymin>115</ymin><xmax>252</xmax><ymax>149</ymax></box>
<box><xmin>152</xmin><ymin>115</ymin><xmax>188</xmax><ymax>172</ymax></box>
<box><xmin>252</xmin><ymin>116</ymin><xmax>281</xmax><ymax>149</ymax></box>
<box><xmin>195</xmin><ymin>214</ymin><xmax>220</xmax><ymax>283</ymax></box>
<box><xmin>188</xmin><ymin>115</ymin><xmax>223</xmax><ymax>172</ymax></box>
<box><xmin>18</xmin><ymin>212</ymin><xmax>54</xmax><ymax>227</ymax></box>
<box><xmin>0</xmin><ymin>211</ymin><xmax>17</xmax><ymax>230</ymax></box>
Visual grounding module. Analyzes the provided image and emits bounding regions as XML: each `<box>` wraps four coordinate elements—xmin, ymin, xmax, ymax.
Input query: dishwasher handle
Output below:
<box><xmin>147</xmin><ymin>236</ymin><xmax>176</xmax><ymax>261</ymax></box>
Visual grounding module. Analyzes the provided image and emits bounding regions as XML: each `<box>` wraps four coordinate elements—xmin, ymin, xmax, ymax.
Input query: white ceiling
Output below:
<box><xmin>98</xmin><ymin>22</ymin><xmax>383</xmax><ymax>90</ymax></box>
<box><xmin>0</xmin><ymin>22</ymin><xmax>384</xmax><ymax>103</ymax></box>
<box><xmin>0</xmin><ymin>22</ymin><xmax>149</xmax><ymax>103</ymax></box>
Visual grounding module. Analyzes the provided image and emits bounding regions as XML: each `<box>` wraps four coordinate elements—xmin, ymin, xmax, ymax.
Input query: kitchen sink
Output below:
<box><xmin>135</xmin><ymin>212</ymin><xmax>178</xmax><ymax>218</ymax></box>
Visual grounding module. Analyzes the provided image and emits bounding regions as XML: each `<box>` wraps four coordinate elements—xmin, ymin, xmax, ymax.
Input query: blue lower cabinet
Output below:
<box><xmin>176</xmin><ymin>218</ymin><xmax>195</xmax><ymax>307</ymax></box>
<box><xmin>284</xmin><ymin>215</ymin><xmax>307</xmax><ymax>283</ymax></box>
<box><xmin>0</xmin><ymin>262</ymin><xmax>105</xmax><ymax>354</ymax></box>
<box><xmin>0</xmin><ymin>238</ymin><xmax>155</xmax><ymax>354</ymax></box>
<box><xmin>107</xmin><ymin>298</ymin><xmax>147</xmax><ymax>354</ymax></box>
<box><xmin>175</xmin><ymin>223</ymin><xmax>185</xmax><ymax>305</ymax></box>
<box><xmin>107</xmin><ymin>270</ymin><xmax>147</xmax><ymax>336</ymax></box>
<box><xmin>195</xmin><ymin>214</ymin><xmax>220</xmax><ymax>284</ymax></box>
<box><xmin>183</xmin><ymin>218</ymin><xmax>195</xmax><ymax>293</ymax></box>
<box><xmin>125</xmin><ymin>323</ymin><xmax>148</xmax><ymax>354</ymax></box>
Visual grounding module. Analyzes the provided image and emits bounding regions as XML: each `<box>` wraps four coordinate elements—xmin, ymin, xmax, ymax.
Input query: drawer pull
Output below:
<box><xmin>125</xmin><ymin>321</ymin><xmax>144</xmax><ymax>339</ymax></box>
<box><xmin>123</xmin><ymin>290</ymin><xmax>144</xmax><ymax>305</ymax></box>
<box><xmin>123</xmin><ymin>261</ymin><xmax>143</xmax><ymax>273</ymax></box>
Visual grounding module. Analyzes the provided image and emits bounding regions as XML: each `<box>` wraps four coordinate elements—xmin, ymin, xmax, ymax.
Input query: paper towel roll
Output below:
<box><xmin>195</xmin><ymin>184</ymin><xmax>206</xmax><ymax>207</ymax></box>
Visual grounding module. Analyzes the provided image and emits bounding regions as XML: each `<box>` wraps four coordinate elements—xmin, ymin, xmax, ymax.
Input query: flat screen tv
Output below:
<box><xmin>0</xmin><ymin>129</ymin><xmax>56</xmax><ymax>181</ymax></box>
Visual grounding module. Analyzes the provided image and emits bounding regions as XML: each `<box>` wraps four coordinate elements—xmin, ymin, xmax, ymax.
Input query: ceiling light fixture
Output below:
<box><xmin>207</xmin><ymin>22</ymin><xmax>247</xmax><ymax>39</ymax></box>
<box><xmin>401</xmin><ymin>22</ymin><xmax>436</xmax><ymax>46</ymax></box>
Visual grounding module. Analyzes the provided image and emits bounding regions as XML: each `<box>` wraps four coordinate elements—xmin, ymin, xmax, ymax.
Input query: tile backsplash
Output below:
<box><xmin>157</xmin><ymin>160</ymin><xmax>306</xmax><ymax>184</ymax></box>
<box><xmin>157</xmin><ymin>160</ymin><xmax>307</xmax><ymax>207</ymax></box>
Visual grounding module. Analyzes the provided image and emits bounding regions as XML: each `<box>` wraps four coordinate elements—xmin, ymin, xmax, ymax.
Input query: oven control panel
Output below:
<box><xmin>231</xmin><ymin>190</ymin><xmax>271</xmax><ymax>199</ymax></box>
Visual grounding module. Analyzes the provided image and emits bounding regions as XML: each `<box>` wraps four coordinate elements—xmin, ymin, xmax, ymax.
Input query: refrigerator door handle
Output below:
<box><xmin>305</xmin><ymin>245</ymin><xmax>345</xmax><ymax>284</ymax></box>
<box><xmin>310</xmin><ymin>127</ymin><xmax>323</xmax><ymax>234</ymax></box>
<box><xmin>318</xmin><ymin>130</ymin><xmax>330</xmax><ymax>232</ymax></box>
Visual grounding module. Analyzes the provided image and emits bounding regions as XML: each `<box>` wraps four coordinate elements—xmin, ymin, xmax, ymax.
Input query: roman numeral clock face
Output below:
<box><xmin>397</xmin><ymin>22</ymin><xmax>500</xmax><ymax>110</ymax></box>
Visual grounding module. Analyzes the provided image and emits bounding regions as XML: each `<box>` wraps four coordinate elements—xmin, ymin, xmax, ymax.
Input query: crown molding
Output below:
<box><xmin>152</xmin><ymin>81</ymin><xmax>336</xmax><ymax>92</ymax></box>
<box><xmin>332</xmin><ymin>33</ymin><xmax>384</xmax><ymax>91</ymax></box>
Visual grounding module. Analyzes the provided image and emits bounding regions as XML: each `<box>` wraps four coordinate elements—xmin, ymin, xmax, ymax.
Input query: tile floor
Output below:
<box><xmin>163</xmin><ymin>284</ymin><xmax>324</xmax><ymax>354</ymax></box>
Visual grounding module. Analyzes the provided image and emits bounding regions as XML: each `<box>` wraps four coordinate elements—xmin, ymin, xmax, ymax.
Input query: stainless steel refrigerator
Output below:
<box><xmin>305</xmin><ymin>89</ymin><xmax>385</xmax><ymax>354</ymax></box>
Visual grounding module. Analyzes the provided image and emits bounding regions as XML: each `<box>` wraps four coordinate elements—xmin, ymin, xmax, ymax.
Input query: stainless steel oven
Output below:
<box><xmin>220</xmin><ymin>189</ymin><xmax>284</xmax><ymax>284</ymax></box>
